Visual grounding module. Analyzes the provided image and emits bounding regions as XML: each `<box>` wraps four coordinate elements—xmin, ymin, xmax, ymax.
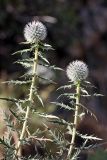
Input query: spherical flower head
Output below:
<box><xmin>24</xmin><ymin>21</ymin><xmax>47</xmax><ymax>43</ymax></box>
<box><xmin>66</xmin><ymin>60</ymin><xmax>88</xmax><ymax>82</ymax></box>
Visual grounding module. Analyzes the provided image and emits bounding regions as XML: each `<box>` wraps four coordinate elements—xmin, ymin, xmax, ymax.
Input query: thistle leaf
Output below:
<box><xmin>2</xmin><ymin>80</ymin><xmax>31</xmax><ymax>85</ymax></box>
<box><xmin>51</xmin><ymin>102</ymin><xmax>74</xmax><ymax>111</ymax></box>
<box><xmin>57</xmin><ymin>84</ymin><xmax>74</xmax><ymax>90</ymax></box>
<box><xmin>57</xmin><ymin>93</ymin><xmax>76</xmax><ymax>99</ymax></box>
<box><xmin>12</xmin><ymin>48</ymin><xmax>32</xmax><ymax>55</ymax></box>
<box><xmin>43</xmin><ymin>43</ymin><xmax>54</xmax><ymax>50</ymax></box>
<box><xmin>49</xmin><ymin>118</ymin><xmax>73</xmax><ymax>126</ymax></box>
<box><xmin>36</xmin><ymin>94</ymin><xmax>44</xmax><ymax>107</ymax></box>
<box><xmin>77</xmin><ymin>133</ymin><xmax>102</xmax><ymax>141</ymax></box>
<box><xmin>15</xmin><ymin>58</ymin><xmax>33</xmax><ymax>63</ymax></box>
<box><xmin>80</xmin><ymin>87</ymin><xmax>89</xmax><ymax>95</ymax></box>
<box><xmin>38</xmin><ymin>75</ymin><xmax>56</xmax><ymax>84</ymax></box>
<box><xmin>0</xmin><ymin>97</ymin><xmax>29</xmax><ymax>104</ymax></box>
<box><xmin>76</xmin><ymin>103</ymin><xmax>97</xmax><ymax>120</ymax></box>
<box><xmin>38</xmin><ymin>52</ymin><xmax>50</xmax><ymax>64</ymax></box>
<box><xmin>93</xmin><ymin>93</ymin><xmax>104</xmax><ymax>97</ymax></box>
<box><xmin>15</xmin><ymin>61</ymin><xmax>33</xmax><ymax>68</ymax></box>
<box><xmin>20</xmin><ymin>41</ymin><xmax>31</xmax><ymax>45</ymax></box>
<box><xmin>36</xmin><ymin>112</ymin><xmax>59</xmax><ymax>119</ymax></box>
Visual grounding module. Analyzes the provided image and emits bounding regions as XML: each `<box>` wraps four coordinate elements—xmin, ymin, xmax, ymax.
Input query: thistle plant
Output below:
<box><xmin>66</xmin><ymin>61</ymin><xmax>88</xmax><ymax>159</ymax></box>
<box><xmin>15</xmin><ymin>21</ymin><xmax>57</xmax><ymax>158</ymax></box>
<box><xmin>52</xmin><ymin>60</ymin><xmax>102</xmax><ymax>160</ymax></box>
<box><xmin>16</xmin><ymin>21</ymin><xmax>48</xmax><ymax>157</ymax></box>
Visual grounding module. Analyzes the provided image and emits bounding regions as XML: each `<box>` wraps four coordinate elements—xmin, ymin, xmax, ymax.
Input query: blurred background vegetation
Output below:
<box><xmin>1</xmin><ymin>0</ymin><xmax>107</xmax><ymax>159</ymax></box>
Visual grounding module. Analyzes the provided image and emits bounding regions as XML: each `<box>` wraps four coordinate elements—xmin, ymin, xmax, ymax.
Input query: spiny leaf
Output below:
<box><xmin>46</xmin><ymin>65</ymin><xmax>64</xmax><ymax>71</ymax></box>
<box><xmin>15</xmin><ymin>61</ymin><xmax>33</xmax><ymax>68</ymax></box>
<box><xmin>36</xmin><ymin>94</ymin><xmax>44</xmax><ymax>107</ymax></box>
<box><xmin>38</xmin><ymin>52</ymin><xmax>50</xmax><ymax>64</ymax></box>
<box><xmin>57</xmin><ymin>84</ymin><xmax>74</xmax><ymax>91</ymax></box>
<box><xmin>93</xmin><ymin>93</ymin><xmax>104</xmax><ymax>97</ymax></box>
<box><xmin>83</xmin><ymin>81</ymin><xmax>96</xmax><ymax>88</ymax></box>
<box><xmin>0</xmin><ymin>97</ymin><xmax>19</xmax><ymax>103</ymax></box>
<box><xmin>77</xmin><ymin>133</ymin><xmax>102</xmax><ymax>141</ymax></box>
<box><xmin>15</xmin><ymin>58</ymin><xmax>33</xmax><ymax>63</ymax></box>
<box><xmin>81</xmin><ymin>93</ymin><xmax>104</xmax><ymax>97</ymax></box>
<box><xmin>49</xmin><ymin>118</ymin><xmax>73</xmax><ymax>126</ymax></box>
<box><xmin>81</xmin><ymin>94</ymin><xmax>91</xmax><ymax>97</ymax></box>
<box><xmin>84</xmin><ymin>81</ymin><xmax>92</xmax><ymax>85</ymax></box>
<box><xmin>0</xmin><ymin>97</ymin><xmax>29</xmax><ymax>104</ymax></box>
<box><xmin>38</xmin><ymin>75</ymin><xmax>56</xmax><ymax>84</ymax></box>
<box><xmin>43</xmin><ymin>43</ymin><xmax>54</xmax><ymax>50</ymax></box>
<box><xmin>2</xmin><ymin>80</ymin><xmax>31</xmax><ymax>85</ymax></box>
<box><xmin>37</xmin><ymin>112</ymin><xmax>73</xmax><ymax>126</ymax></box>
<box><xmin>57</xmin><ymin>93</ymin><xmax>76</xmax><ymax>99</ymax></box>
<box><xmin>12</xmin><ymin>48</ymin><xmax>32</xmax><ymax>55</ymax></box>
<box><xmin>51</xmin><ymin>102</ymin><xmax>74</xmax><ymax>111</ymax></box>
<box><xmin>20</xmin><ymin>72</ymin><xmax>34</xmax><ymax>78</ymax></box>
<box><xmin>75</xmin><ymin>103</ymin><xmax>97</xmax><ymax>120</ymax></box>
<box><xmin>20</xmin><ymin>41</ymin><xmax>31</xmax><ymax>45</ymax></box>
<box><xmin>36</xmin><ymin>112</ymin><xmax>59</xmax><ymax>119</ymax></box>
<box><xmin>80</xmin><ymin>87</ymin><xmax>89</xmax><ymax>95</ymax></box>
<box><xmin>39</xmin><ymin>43</ymin><xmax>54</xmax><ymax>50</ymax></box>
<box><xmin>39</xmin><ymin>63</ymin><xmax>64</xmax><ymax>71</ymax></box>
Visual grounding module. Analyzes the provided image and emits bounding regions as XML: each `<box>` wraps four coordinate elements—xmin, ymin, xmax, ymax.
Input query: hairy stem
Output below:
<box><xmin>67</xmin><ymin>81</ymin><xmax>80</xmax><ymax>159</ymax></box>
<box><xmin>15</xmin><ymin>46</ymin><xmax>39</xmax><ymax>158</ymax></box>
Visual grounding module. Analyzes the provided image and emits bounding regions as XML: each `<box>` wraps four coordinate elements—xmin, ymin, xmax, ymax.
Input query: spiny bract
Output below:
<box><xmin>24</xmin><ymin>21</ymin><xmax>47</xmax><ymax>43</ymax></box>
<box><xmin>66</xmin><ymin>60</ymin><xmax>88</xmax><ymax>82</ymax></box>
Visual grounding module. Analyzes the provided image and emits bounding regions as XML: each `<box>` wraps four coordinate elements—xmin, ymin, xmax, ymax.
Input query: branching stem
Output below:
<box><xmin>67</xmin><ymin>81</ymin><xmax>80</xmax><ymax>159</ymax></box>
<box><xmin>15</xmin><ymin>45</ymin><xmax>39</xmax><ymax>158</ymax></box>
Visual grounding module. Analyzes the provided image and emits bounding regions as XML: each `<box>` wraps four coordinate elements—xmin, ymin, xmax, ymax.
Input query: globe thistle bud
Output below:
<box><xmin>24</xmin><ymin>21</ymin><xmax>47</xmax><ymax>43</ymax></box>
<box><xmin>66</xmin><ymin>60</ymin><xmax>88</xmax><ymax>82</ymax></box>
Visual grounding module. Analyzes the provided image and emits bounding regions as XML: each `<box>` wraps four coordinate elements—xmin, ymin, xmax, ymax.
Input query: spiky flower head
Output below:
<box><xmin>24</xmin><ymin>21</ymin><xmax>47</xmax><ymax>43</ymax></box>
<box><xmin>66</xmin><ymin>60</ymin><xmax>88</xmax><ymax>82</ymax></box>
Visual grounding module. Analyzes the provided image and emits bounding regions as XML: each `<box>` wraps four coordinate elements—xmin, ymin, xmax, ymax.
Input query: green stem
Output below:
<box><xmin>15</xmin><ymin>46</ymin><xmax>39</xmax><ymax>158</ymax></box>
<box><xmin>67</xmin><ymin>81</ymin><xmax>80</xmax><ymax>159</ymax></box>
